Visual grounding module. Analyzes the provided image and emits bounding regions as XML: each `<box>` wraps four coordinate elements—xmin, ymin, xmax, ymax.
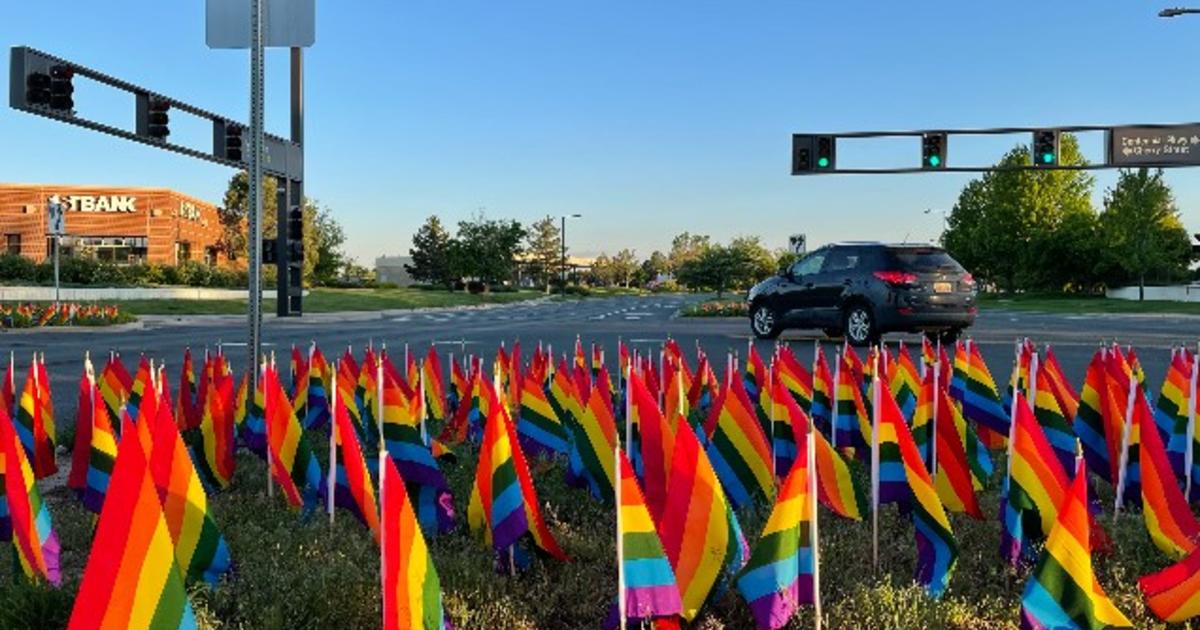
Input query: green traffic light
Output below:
<box><xmin>1042</xmin><ymin>152</ymin><xmax>1054</xmax><ymax>164</ymax></box>
<box><xmin>817</xmin><ymin>157</ymin><xmax>830</xmax><ymax>168</ymax></box>
<box><xmin>929</xmin><ymin>155</ymin><xmax>941</xmax><ymax>167</ymax></box>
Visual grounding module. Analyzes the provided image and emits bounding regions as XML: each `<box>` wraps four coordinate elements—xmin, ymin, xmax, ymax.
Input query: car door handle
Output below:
<box><xmin>842</xmin><ymin>279</ymin><xmax>852</xmax><ymax>286</ymax></box>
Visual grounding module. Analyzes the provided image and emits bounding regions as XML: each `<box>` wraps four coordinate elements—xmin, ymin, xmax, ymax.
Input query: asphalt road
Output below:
<box><xmin>12</xmin><ymin>294</ymin><xmax>1200</xmax><ymax>428</ymax></box>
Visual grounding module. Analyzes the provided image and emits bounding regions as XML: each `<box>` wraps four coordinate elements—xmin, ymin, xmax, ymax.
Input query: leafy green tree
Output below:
<box><xmin>1099</xmin><ymin>168</ymin><xmax>1193</xmax><ymax>299</ymax></box>
<box><xmin>406</xmin><ymin>215</ymin><xmax>455</xmax><ymax>287</ymax></box>
<box><xmin>725</xmin><ymin>236</ymin><xmax>776</xmax><ymax>288</ymax></box>
<box><xmin>677</xmin><ymin>245</ymin><xmax>734</xmax><ymax>296</ymax></box>
<box><xmin>219</xmin><ymin>172</ymin><xmax>322</xmax><ymax>283</ymax></box>
<box><xmin>636</xmin><ymin>250</ymin><xmax>669</xmax><ymax>285</ymax></box>
<box><xmin>525</xmin><ymin>215</ymin><xmax>562</xmax><ymax>293</ymax></box>
<box><xmin>668</xmin><ymin>232</ymin><xmax>711</xmax><ymax>273</ymax></box>
<box><xmin>590</xmin><ymin>253</ymin><xmax>614</xmax><ymax>286</ymax></box>
<box><xmin>942</xmin><ymin>134</ymin><xmax>1096</xmax><ymax>292</ymax></box>
<box><xmin>610</xmin><ymin>249</ymin><xmax>640</xmax><ymax>287</ymax></box>
<box><xmin>310</xmin><ymin>203</ymin><xmax>347</xmax><ymax>285</ymax></box>
<box><xmin>448</xmin><ymin>214</ymin><xmax>526</xmax><ymax>289</ymax></box>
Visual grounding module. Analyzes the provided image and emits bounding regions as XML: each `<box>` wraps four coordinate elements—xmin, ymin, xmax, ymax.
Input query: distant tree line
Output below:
<box><xmin>406</xmin><ymin>213</ymin><xmax>793</xmax><ymax>296</ymax></box>
<box><xmin>942</xmin><ymin>134</ymin><xmax>1194</xmax><ymax>299</ymax></box>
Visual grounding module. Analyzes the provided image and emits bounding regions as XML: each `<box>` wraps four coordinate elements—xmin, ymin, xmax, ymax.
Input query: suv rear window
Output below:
<box><xmin>886</xmin><ymin>247</ymin><xmax>963</xmax><ymax>272</ymax></box>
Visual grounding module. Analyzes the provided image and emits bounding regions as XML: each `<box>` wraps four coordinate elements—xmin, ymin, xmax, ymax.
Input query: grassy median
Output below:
<box><xmin>978</xmin><ymin>292</ymin><xmax>1200</xmax><ymax>316</ymax></box>
<box><xmin>111</xmin><ymin>287</ymin><xmax>545</xmax><ymax>316</ymax></box>
<box><xmin>0</xmin><ymin>432</ymin><xmax>1178</xmax><ymax>629</ymax></box>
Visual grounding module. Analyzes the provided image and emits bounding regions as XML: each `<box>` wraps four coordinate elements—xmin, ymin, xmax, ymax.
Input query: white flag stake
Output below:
<box><xmin>378</xmin><ymin>436</ymin><xmax>387</xmax><ymax>630</ymax></box>
<box><xmin>624</xmin><ymin>363</ymin><xmax>633</xmax><ymax>453</ymax></box>
<box><xmin>931</xmin><ymin>341</ymin><xmax>940</xmax><ymax>477</ymax></box>
<box><xmin>1114</xmin><ymin>349</ymin><xmax>1138</xmax><ymax>522</ymax></box>
<box><xmin>870</xmin><ymin>347</ymin><xmax>881</xmax><ymax>573</ymax></box>
<box><xmin>1187</xmin><ymin>348</ymin><xmax>1198</xmax><ymax>501</ymax></box>
<box><xmin>831</xmin><ymin>348</ymin><xmax>842</xmax><ymax>450</ymax></box>
<box><xmin>1004</xmin><ymin>341</ymin><xmax>1020</xmax><ymax>487</ymax></box>
<box><xmin>377</xmin><ymin>356</ymin><xmax>385</xmax><ymax>448</ymax></box>
<box><xmin>419</xmin><ymin>359</ymin><xmax>429</xmax><ymax>446</ymax></box>
<box><xmin>328</xmin><ymin>369</ymin><xmax>337</xmax><ymax>526</ymax></box>
<box><xmin>264</xmin><ymin>358</ymin><xmax>274</xmax><ymax>499</ymax></box>
<box><xmin>768</xmin><ymin>357</ymin><xmax>776</xmax><ymax>481</ymax></box>
<box><xmin>616</xmin><ymin>377</ymin><xmax>627</xmax><ymax>630</ymax></box>
<box><xmin>808</xmin><ymin>403</ymin><xmax>822</xmax><ymax>630</ymax></box>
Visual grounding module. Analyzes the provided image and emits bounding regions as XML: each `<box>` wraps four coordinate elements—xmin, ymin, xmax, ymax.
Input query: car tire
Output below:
<box><xmin>842</xmin><ymin>304</ymin><xmax>877</xmax><ymax>347</ymax></box>
<box><xmin>750</xmin><ymin>303</ymin><xmax>782</xmax><ymax>340</ymax></box>
<box><xmin>822</xmin><ymin>327</ymin><xmax>843</xmax><ymax>339</ymax></box>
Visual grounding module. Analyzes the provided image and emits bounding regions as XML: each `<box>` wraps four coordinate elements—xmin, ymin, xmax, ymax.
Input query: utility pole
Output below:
<box><xmin>246</xmin><ymin>0</ymin><xmax>265</xmax><ymax>396</ymax></box>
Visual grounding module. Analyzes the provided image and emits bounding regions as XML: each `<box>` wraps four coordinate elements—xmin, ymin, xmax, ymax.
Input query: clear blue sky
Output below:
<box><xmin>2</xmin><ymin>2</ymin><xmax>1199</xmax><ymax>264</ymax></box>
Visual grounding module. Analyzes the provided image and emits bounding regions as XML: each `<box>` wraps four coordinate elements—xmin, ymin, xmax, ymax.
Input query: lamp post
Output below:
<box><xmin>923</xmin><ymin>208</ymin><xmax>949</xmax><ymax>243</ymax></box>
<box><xmin>561</xmin><ymin>214</ymin><xmax>582</xmax><ymax>296</ymax></box>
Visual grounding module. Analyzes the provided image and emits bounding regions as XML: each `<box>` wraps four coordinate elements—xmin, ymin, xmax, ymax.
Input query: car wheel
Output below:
<box><xmin>842</xmin><ymin>304</ymin><xmax>877</xmax><ymax>347</ymax></box>
<box><xmin>750</xmin><ymin>304</ymin><xmax>782</xmax><ymax>340</ymax></box>
<box><xmin>822</xmin><ymin>327</ymin><xmax>843</xmax><ymax>339</ymax></box>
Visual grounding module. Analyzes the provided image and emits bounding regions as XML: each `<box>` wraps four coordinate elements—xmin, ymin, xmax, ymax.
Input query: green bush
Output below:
<box><xmin>0</xmin><ymin>254</ymin><xmax>37</xmax><ymax>283</ymax></box>
<box><xmin>89</xmin><ymin>263</ymin><xmax>126</xmax><ymax>286</ymax></box>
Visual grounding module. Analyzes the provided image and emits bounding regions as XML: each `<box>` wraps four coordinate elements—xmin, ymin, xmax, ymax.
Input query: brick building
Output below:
<box><xmin>0</xmin><ymin>183</ymin><xmax>234</xmax><ymax>267</ymax></box>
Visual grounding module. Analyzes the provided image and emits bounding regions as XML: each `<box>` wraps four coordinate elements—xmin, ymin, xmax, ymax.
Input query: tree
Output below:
<box><xmin>636</xmin><ymin>250</ymin><xmax>669</xmax><ymax>286</ymax></box>
<box><xmin>406</xmin><ymin>215</ymin><xmax>455</xmax><ymax>287</ymax></box>
<box><xmin>667</xmin><ymin>232</ymin><xmax>710</xmax><ymax>273</ymax></box>
<box><xmin>725</xmin><ymin>236</ymin><xmax>776</xmax><ymax>289</ymax></box>
<box><xmin>525</xmin><ymin>215</ymin><xmax>562</xmax><ymax>293</ymax></box>
<box><xmin>448</xmin><ymin>214</ymin><xmax>526</xmax><ymax>289</ymax></box>
<box><xmin>590</xmin><ymin>254</ymin><xmax>614</xmax><ymax>286</ymax></box>
<box><xmin>1099</xmin><ymin>168</ymin><xmax>1193</xmax><ymax>300</ymax></box>
<box><xmin>942</xmin><ymin>134</ymin><xmax>1097</xmax><ymax>292</ymax></box>
<box><xmin>610</xmin><ymin>249</ymin><xmax>639</xmax><ymax>287</ymax></box>
<box><xmin>219</xmin><ymin>172</ymin><xmax>322</xmax><ymax>283</ymax></box>
<box><xmin>310</xmin><ymin>203</ymin><xmax>347</xmax><ymax>285</ymax></box>
<box><xmin>677</xmin><ymin>245</ymin><xmax>735</xmax><ymax>297</ymax></box>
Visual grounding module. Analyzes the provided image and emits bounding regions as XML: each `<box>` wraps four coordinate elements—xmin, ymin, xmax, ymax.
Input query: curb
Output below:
<box><xmin>0</xmin><ymin>320</ymin><xmax>145</xmax><ymax>334</ymax></box>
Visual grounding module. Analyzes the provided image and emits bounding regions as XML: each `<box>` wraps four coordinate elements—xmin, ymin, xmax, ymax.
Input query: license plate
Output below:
<box><xmin>933</xmin><ymin>282</ymin><xmax>953</xmax><ymax>293</ymax></box>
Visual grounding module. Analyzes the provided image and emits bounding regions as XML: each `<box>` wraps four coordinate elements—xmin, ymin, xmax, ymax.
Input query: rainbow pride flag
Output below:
<box><xmin>382</xmin><ymin>454</ymin><xmax>451</xmax><ymax>630</ymax></box>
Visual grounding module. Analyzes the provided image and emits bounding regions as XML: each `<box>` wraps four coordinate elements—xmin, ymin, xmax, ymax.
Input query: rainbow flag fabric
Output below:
<box><xmin>736</xmin><ymin>433</ymin><xmax>814</xmax><ymax>630</ymax></box>
<box><xmin>1139</xmin><ymin>546</ymin><xmax>1200</xmax><ymax>623</ymax></box>
<box><xmin>1</xmin><ymin>409</ymin><xmax>59</xmax><ymax>585</ymax></box>
<box><xmin>382</xmin><ymin>454</ymin><xmax>451</xmax><ymax>630</ymax></box>
<box><xmin>1019</xmin><ymin>457</ymin><xmax>1131</xmax><ymax>630</ymax></box>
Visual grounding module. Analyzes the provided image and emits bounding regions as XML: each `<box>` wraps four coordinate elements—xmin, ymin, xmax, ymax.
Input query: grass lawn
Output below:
<box><xmin>110</xmin><ymin>287</ymin><xmax>546</xmax><ymax>316</ymax></box>
<box><xmin>978</xmin><ymin>292</ymin><xmax>1200</xmax><ymax>316</ymax></box>
<box><xmin>6</xmin><ymin>404</ymin><xmax>1183</xmax><ymax>628</ymax></box>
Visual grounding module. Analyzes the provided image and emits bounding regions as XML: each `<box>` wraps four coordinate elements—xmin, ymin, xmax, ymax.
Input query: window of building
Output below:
<box><xmin>176</xmin><ymin>241</ymin><xmax>191</xmax><ymax>264</ymax></box>
<box><xmin>5</xmin><ymin>234</ymin><xmax>20</xmax><ymax>255</ymax></box>
<box><xmin>204</xmin><ymin>247</ymin><xmax>217</xmax><ymax>267</ymax></box>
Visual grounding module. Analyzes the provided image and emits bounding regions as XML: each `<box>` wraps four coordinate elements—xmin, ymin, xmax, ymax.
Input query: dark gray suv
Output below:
<box><xmin>746</xmin><ymin>242</ymin><xmax>977</xmax><ymax>346</ymax></box>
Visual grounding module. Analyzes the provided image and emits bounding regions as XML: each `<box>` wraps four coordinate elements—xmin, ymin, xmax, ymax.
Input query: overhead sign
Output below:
<box><xmin>1107</xmin><ymin>125</ymin><xmax>1200</xmax><ymax>167</ymax></box>
<box><xmin>206</xmin><ymin>0</ymin><xmax>316</xmax><ymax>49</ymax></box>
<box><xmin>46</xmin><ymin>195</ymin><xmax>65</xmax><ymax>236</ymax></box>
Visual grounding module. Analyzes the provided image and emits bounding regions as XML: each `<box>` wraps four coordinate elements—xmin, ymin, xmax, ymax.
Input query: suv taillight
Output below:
<box><xmin>962</xmin><ymin>273</ymin><xmax>976</xmax><ymax>287</ymax></box>
<box><xmin>873</xmin><ymin>270</ymin><xmax>917</xmax><ymax>286</ymax></box>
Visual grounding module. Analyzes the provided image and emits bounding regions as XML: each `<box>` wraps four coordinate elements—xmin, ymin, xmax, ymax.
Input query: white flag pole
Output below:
<box><xmin>1187</xmin><ymin>348</ymin><xmax>1198</xmax><ymax>501</ymax></box>
<box><xmin>265</xmin><ymin>358</ymin><xmax>274</xmax><ymax>499</ymax></box>
<box><xmin>419</xmin><ymin>359</ymin><xmax>429</xmax><ymax>446</ymax></box>
<box><xmin>1114</xmin><ymin>358</ymin><xmax>1137</xmax><ymax>522</ymax></box>
<box><xmin>831</xmin><ymin>349</ymin><xmax>842</xmax><ymax>450</ymax></box>
<box><xmin>615</xmin><ymin>425</ymin><xmax>626</xmax><ymax>630</ymax></box>
<box><xmin>808</xmin><ymin>403</ymin><xmax>822</xmax><ymax>630</ymax></box>
<box><xmin>931</xmin><ymin>342</ymin><xmax>940</xmax><ymax>476</ymax></box>
<box><xmin>1004</xmin><ymin>341</ymin><xmax>1020</xmax><ymax>487</ymax></box>
<box><xmin>328</xmin><ymin>368</ymin><xmax>337</xmax><ymax>526</ymax></box>
<box><xmin>870</xmin><ymin>348</ymin><xmax>881</xmax><ymax>573</ymax></box>
<box><xmin>769</xmin><ymin>359</ymin><xmax>776</xmax><ymax>481</ymax></box>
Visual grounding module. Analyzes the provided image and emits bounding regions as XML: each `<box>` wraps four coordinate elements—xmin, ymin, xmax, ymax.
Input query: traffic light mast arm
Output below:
<box><xmin>9</xmin><ymin>46</ymin><xmax>300</xmax><ymax>179</ymax></box>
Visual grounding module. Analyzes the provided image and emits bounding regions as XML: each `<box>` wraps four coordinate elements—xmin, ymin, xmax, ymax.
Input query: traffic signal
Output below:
<box><xmin>1032</xmin><ymin>130</ymin><xmax>1059</xmax><ymax>167</ymax></box>
<box><xmin>261</xmin><ymin>238</ymin><xmax>278</xmax><ymax>265</ymax></box>
<box><xmin>922</xmin><ymin>132</ymin><xmax>947</xmax><ymax>169</ymax></box>
<box><xmin>48</xmin><ymin>65</ymin><xmax>74</xmax><ymax>111</ymax></box>
<box><xmin>25</xmin><ymin>71</ymin><xmax>51</xmax><ymax>107</ymax></box>
<box><xmin>146</xmin><ymin>99</ymin><xmax>170</xmax><ymax>139</ymax></box>
<box><xmin>792</xmin><ymin>134</ymin><xmax>814</xmax><ymax>173</ymax></box>
<box><xmin>815</xmin><ymin>135</ymin><xmax>835</xmax><ymax>170</ymax></box>
<box><xmin>287</xmin><ymin>205</ymin><xmax>303</xmax><ymax>252</ymax></box>
<box><xmin>225</xmin><ymin>124</ymin><xmax>243</xmax><ymax>161</ymax></box>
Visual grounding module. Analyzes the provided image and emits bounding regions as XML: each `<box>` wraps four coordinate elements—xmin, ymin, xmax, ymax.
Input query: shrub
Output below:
<box><xmin>0</xmin><ymin>254</ymin><xmax>37</xmax><ymax>283</ymax></box>
<box><xmin>681</xmin><ymin>299</ymin><xmax>748</xmax><ymax>317</ymax></box>
<box><xmin>57</xmin><ymin>256</ymin><xmax>100</xmax><ymax>285</ymax></box>
<box><xmin>89</xmin><ymin>263</ymin><xmax>126</xmax><ymax>287</ymax></box>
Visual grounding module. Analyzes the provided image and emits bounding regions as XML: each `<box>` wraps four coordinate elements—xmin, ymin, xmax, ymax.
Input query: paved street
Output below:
<box><xmin>12</xmin><ymin>294</ymin><xmax>1200</xmax><ymax>425</ymax></box>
